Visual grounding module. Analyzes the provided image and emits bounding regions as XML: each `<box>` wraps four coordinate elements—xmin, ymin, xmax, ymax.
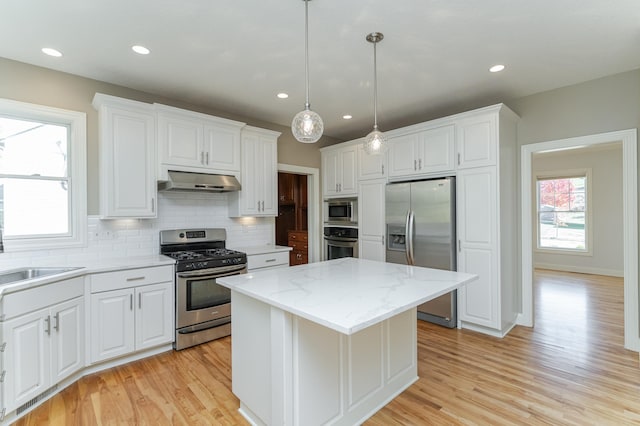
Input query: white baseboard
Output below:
<box><xmin>534</xmin><ymin>262</ymin><xmax>623</xmax><ymax>278</ymax></box>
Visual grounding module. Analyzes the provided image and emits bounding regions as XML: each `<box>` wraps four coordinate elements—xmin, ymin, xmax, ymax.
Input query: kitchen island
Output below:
<box><xmin>218</xmin><ymin>258</ymin><xmax>477</xmax><ymax>426</ymax></box>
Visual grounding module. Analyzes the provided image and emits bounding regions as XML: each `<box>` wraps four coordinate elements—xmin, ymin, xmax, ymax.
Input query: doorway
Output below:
<box><xmin>276</xmin><ymin>164</ymin><xmax>320</xmax><ymax>264</ymax></box>
<box><xmin>520</xmin><ymin>129</ymin><xmax>638</xmax><ymax>351</ymax></box>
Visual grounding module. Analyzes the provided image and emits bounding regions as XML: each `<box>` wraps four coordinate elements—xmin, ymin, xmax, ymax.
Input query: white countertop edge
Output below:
<box><xmin>0</xmin><ymin>255</ymin><xmax>175</xmax><ymax>298</ymax></box>
<box><xmin>229</xmin><ymin>245</ymin><xmax>292</xmax><ymax>255</ymax></box>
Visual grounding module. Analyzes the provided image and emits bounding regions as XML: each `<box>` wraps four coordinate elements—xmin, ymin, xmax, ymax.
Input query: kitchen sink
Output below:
<box><xmin>0</xmin><ymin>267</ymin><xmax>82</xmax><ymax>286</ymax></box>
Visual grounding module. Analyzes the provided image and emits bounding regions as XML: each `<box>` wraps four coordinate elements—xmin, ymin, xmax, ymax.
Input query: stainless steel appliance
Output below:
<box><xmin>324</xmin><ymin>226</ymin><xmax>358</xmax><ymax>260</ymax></box>
<box><xmin>325</xmin><ymin>198</ymin><xmax>357</xmax><ymax>225</ymax></box>
<box><xmin>160</xmin><ymin>228</ymin><xmax>247</xmax><ymax>350</ymax></box>
<box><xmin>386</xmin><ymin>177</ymin><xmax>457</xmax><ymax>328</ymax></box>
<box><xmin>158</xmin><ymin>170</ymin><xmax>241</xmax><ymax>193</ymax></box>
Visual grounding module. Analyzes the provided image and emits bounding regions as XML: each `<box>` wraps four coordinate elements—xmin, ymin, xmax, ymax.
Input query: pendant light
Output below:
<box><xmin>363</xmin><ymin>32</ymin><xmax>387</xmax><ymax>155</ymax></box>
<box><xmin>291</xmin><ymin>0</ymin><xmax>324</xmax><ymax>143</ymax></box>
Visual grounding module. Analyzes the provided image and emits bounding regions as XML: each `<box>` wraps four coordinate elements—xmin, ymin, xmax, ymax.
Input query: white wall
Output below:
<box><xmin>0</xmin><ymin>192</ymin><xmax>274</xmax><ymax>269</ymax></box>
<box><xmin>532</xmin><ymin>145</ymin><xmax>623</xmax><ymax>276</ymax></box>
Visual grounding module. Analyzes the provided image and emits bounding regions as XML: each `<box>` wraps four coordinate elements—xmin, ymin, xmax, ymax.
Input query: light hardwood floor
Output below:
<box><xmin>14</xmin><ymin>270</ymin><xmax>640</xmax><ymax>425</ymax></box>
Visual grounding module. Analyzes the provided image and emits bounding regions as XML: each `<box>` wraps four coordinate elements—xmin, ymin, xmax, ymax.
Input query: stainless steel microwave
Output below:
<box><xmin>325</xmin><ymin>198</ymin><xmax>357</xmax><ymax>224</ymax></box>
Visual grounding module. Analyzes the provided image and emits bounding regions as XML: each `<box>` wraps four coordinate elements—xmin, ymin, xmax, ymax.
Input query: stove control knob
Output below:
<box><xmin>179</xmin><ymin>233</ymin><xmax>185</xmax><ymax>238</ymax></box>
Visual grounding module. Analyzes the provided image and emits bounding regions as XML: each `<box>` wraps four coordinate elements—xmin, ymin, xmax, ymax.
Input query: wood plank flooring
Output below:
<box><xmin>14</xmin><ymin>270</ymin><xmax>640</xmax><ymax>425</ymax></box>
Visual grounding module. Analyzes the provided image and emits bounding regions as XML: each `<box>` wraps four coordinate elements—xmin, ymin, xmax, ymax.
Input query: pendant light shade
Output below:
<box><xmin>292</xmin><ymin>0</ymin><xmax>324</xmax><ymax>143</ymax></box>
<box><xmin>363</xmin><ymin>32</ymin><xmax>387</xmax><ymax>155</ymax></box>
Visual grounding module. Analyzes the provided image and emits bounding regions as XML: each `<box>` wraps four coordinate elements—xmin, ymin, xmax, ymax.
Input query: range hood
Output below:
<box><xmin>158</xmin><ymin>171</ymin><xmax>241</xmax><ymax>192</ymax></box>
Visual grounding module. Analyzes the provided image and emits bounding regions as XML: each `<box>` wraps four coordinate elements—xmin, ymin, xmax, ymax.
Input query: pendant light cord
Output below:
<box><xmin>373</xmin><ymin>39</ymin><xmax>378</xmax><ymax>129</ymax></box>
<box><xmin>304</xmin><ymin>0</ymin><xmax>310</xmax><ymax>110</ymax></box>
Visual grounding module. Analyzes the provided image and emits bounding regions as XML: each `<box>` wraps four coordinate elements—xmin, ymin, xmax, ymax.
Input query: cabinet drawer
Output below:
<box><xmin>90</xmin><ymin>265</ymin><xmax>174</xmax><ymax>293</ymax></box>
<box><xmin>247</xmin><ymin>251</ymin><xmax>289</xmax><ymax>271</ymax></box>
<box><xmin>1</xmin><ymin>277</ymin><xmax>84</xmax><ymax>320</ymax></box>
<box><xmin>288</xmin><ymin>231</ymin><xmax>308</xmax><ymax>242</ymax></box>
<box><xmin>289</xmin><ymin>251</ymin><xmax>308</xmax><ymax>266</ymax></box>
<box><xmin>289</xmin><ymin>241</ymin><xmax>308</xmax><ymax>252</ymax></box>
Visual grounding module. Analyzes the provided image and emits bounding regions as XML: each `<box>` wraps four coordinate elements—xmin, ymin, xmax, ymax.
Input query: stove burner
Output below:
<box><xmin>167</xmin><ymin>251</ymin><xmax>206</xmax><ymax>261</ymax></box>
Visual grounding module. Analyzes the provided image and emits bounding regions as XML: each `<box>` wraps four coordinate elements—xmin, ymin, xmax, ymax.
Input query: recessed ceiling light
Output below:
<box><xmin>132</xmin><ymin>45</ymin><xmax>150</xmax><ymax>55</ymax></box>
<box><xmin>41</xmin><ymin>47</ymin><xmax>62</xmax><ymax>57</ymax></box>
<box><xmin>343</xmin><ymin>115</ymin><xmax>353</xmax><ymax>120</ymax></box>
<box><xmin>489</xmin><ymin>64</ymin><xmax>505</xmax><ymax>73</ymax></box>
<box><xmin>277</xmin><ymin>93</ymin><xmax>289</xmax><ymax>99</ymax></box>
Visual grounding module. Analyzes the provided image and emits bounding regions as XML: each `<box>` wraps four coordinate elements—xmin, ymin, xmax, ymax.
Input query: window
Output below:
<box><xmin>536</xmin><ymin>170</ymin><xmax>591</xmax><ymax>254</ymax></box>
<box><xmin>0</xmin><ymin>99</ymin><xmax>86</xmax><ymax>250</ymax></box>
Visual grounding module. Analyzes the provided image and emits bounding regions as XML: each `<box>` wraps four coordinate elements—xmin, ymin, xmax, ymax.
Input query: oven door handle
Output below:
<box><xmin>325</xmin><ymin>239</ymin><xmax>357</xmax><ymax>248</ymax></box>
<box><xmin>324</xmin><ymin>236</ymin><xmax>358</xmax><ymax>243</ymax></box>
<box><xmin>177</xmin><ymin>264</ymin><xmax>247</xmax><ymax>278</ymax></box>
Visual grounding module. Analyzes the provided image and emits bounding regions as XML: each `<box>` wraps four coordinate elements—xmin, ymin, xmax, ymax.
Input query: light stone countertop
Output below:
<box><xmin>228</xmin><ymin>245</ymin><xmax>292</xmax><ymax>255</ymax></box>
<box><xmin>0</xmin><ymin>255</ymin><xmax>175</xmax><ymax>298</ymax></box>
<box><xmin>218</xmin><ymin>257</ymin><xmax>477</xmax><ymax>335</ymax></box>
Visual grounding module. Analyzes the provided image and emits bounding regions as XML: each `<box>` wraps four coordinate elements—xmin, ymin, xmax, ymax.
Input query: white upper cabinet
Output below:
<box><xmin>388</xmin><ymin>125</ymin><xmax>455</xmax><ymax>179</ymax></box>
<box><xmin>321</xmin><ymin>145</ymin><xmax>358</xmax><ymax>198</ymax></box>
<box><xmin>357</xmin><ymin>142</ymin><xmax>387</xmax><ymax>181</ymax></box>
<box><xmin>156</xmin><ymin>103</ymin><xmax>244</xmax><ymax>179</ymax></box>
<box><xmin>228</xmin><ymin>126</ymin><xmax>280</xmax><ymax>217</ymax></box>
<box><xmin>93</xmin><ymin>93</ymin><xmax>157</xmax><ymax>218</ymax></box>
<box><xmin>456</xmin><ymin>113</ymin><xmax>497</xmax><ymax>169</ymax></box>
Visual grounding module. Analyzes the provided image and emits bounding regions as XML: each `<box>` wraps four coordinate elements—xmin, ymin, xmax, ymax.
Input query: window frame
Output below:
<box><xmin>535</xmin><ymin>168</ymin><xmax>593</xmax><ymax>256</ymax></box>
<box><xmin>0</xmin><ymin>98</ymin><xmax>87</xmax><ymax>251</ymax></box>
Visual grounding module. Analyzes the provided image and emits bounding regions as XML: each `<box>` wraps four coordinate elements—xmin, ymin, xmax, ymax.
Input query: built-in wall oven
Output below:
<box><xmin>160</xmin><ymin>228</ymin><xmax>247</xmax><ymax>350</ymax></box>
<box><xmin>324</xmin><ymin>226</ymin><xmax>359</xmax><ymax>260</ymax></box>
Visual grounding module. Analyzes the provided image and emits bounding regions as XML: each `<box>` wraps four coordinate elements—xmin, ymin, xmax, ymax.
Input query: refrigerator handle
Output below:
<box><xmin>404</xmin><ymin>210</ymin><xmax>412</xmax><ymax>264</ymax></box>
<box><xmin>407</xmin><ymin>210</ymin><xmax>416</xmax><ymax>265</ymax></box>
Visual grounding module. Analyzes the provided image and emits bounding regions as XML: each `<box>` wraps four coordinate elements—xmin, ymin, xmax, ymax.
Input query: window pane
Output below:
<box><xmin>1</xmin><ymin>178</ymin><xmax>69</xmax><ymax>237</ymax></box>
<box><xmin>537</xmin><ymin>175</ymin><xmax>587</xmax><ymax>251</ymax></box>
<box><xmin>0</xmin><ymin>117</ymin><xmax>68</xmax><ymax>177</ymax></box>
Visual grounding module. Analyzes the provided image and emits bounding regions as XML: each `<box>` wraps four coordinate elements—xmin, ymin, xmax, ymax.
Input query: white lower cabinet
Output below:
<box><xmin>1</xmin><ymin>278</ymin><xmax>84</xmax><ymax>413</ymax></box>
<box><xmin>358</xmin><ymin>178</ymin><xmax>386</xmax><ymax>262</ymax></box>
<box><xmin>89</xmin><ymin>266</ymin><xmax>174</xmax><ymax>364</ymax></box>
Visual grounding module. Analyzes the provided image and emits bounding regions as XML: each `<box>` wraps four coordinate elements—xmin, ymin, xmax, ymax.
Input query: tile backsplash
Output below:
<box><xmin>0</xmin><ymin>192</ymin><xmax>274</xmax><ymax>268</ymax></box>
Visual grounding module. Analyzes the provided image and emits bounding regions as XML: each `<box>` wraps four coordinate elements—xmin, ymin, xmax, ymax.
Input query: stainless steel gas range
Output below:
<box><xmin>160</xmin><ymin>228</ymin><xmax>247</xmax><ymax>350</ymax></box>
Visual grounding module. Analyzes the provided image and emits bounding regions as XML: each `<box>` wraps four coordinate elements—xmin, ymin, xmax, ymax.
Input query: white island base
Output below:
<box><xmin>232</xmin><ymin>291</ymin><xmax>418</xmax><ymax>426</ymax></box>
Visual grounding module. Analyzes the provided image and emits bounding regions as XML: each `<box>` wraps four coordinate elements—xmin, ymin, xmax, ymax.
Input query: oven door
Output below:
<box><xmin>325</xmin><ymin>237</ymin><xmax>359</xmax><ymax>260</ymax></box>
<box><xmin>176</xmin><ymin>264</ymin><xmax>246</xmax><ymax>329</ymax></box>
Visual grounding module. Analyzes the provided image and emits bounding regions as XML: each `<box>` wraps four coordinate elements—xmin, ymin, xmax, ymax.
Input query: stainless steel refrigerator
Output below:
<box><xmin>385</xmin><ymin>177</ymin><xmax>457</xmax><ymax>328</ymax></box>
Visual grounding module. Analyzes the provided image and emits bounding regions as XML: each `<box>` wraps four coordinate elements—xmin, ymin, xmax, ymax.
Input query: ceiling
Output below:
<box><xmin>2</xmin><ymin>0</ymin><xmax>640</xmax><ymax>141</ymax></box>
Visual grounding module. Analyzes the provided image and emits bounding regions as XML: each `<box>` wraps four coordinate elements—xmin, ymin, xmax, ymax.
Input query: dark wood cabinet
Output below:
<box><xmin>288</xmin><ymin>230</ymin><xmax>308</xmax><ymax>266</ymax></box>
<box><xmin>278</xmin><ymin>173</ymin><xmax>296</xmax><ymax>205</ymax></box>
<box><xmin>277</xmin><ymin>172</ymin><xmax>309</xmax><ymax>264</ymax></box>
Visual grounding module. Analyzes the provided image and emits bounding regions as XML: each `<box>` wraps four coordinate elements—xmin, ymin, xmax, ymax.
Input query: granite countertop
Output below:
<box><xmin>0</xmin><ymin>255</ymin><xmax>175</xmax><ymax>298</ymax></box>
<box><xmin>218</xmin><ymin>257</ymin><xmax>477</xmax><ymax>335</ymax></box>
<box><xmin>229</xmin><ymin>245</ymin><xmax>292</xmax><ymax>255</ymax></box>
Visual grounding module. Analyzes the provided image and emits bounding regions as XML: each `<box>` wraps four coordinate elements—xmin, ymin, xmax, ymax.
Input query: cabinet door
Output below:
<box><xmin>358</xmin><ymin>179</ymin><xmax>386</xmax><ymax>262</ymax></box>
<box><xmin>419</xmin><ymin>125</ymin><xmax>455</xmax><ymax>174</ymax></box>
<box><xmin>339</xmin><ymin>146</ymin><xmax>358</xmax><ymax>195</ymax></box>
<box><xmin>322</xmin><ymin>150</ymin><xmax>340</xmax><ymax>197</ymax></box>
<box><xmin>357</xmin><ymin>144</ymin><xmax>386</xmax><ymax>180</ymax></box>
<box><xmin>90</xmin><ymin>289</ymin><xmax>135</xmax><ymax>363</ymax></box>
<box><xmin>260</xmin><ymin>138</ymin><xmax>278</xmax><ymax>215</ymax></box>
<box><xmin>159</xmin><ymin>113</ymin><xmax>205</xmax><ymax>167</ymax></box>
<box><xmin>457</xmin><ymin>167</ymin><xmax>498</xmax><ymax>328</ymax></box>
<box><xmin>388</xmin><ymin>133</ymin><xmax>420</xmax><ymax>178</ymax></box>
<box><xmin>456</xmin><ymin>114</ymin><xmax>497</xmax><ymax>169</ymax></box>
<box><xmin>3</xmin><ymin>308</ymin><xmax>50</xmax><ymax>411</ymax></box>
<box><xmin>203</xmin><ymin>123</ymin><xmax>240</xmax><ymax>172</ymax></box>
<box><xmin>135</xmin><ymin>282</ymin><xmax>173</xmax><ymax>351</ymax></box>
<box><xmin>51</xmin><ymin>298</ymin><xmax>84</xmax><ymax>384</ymax></box>
<box><xmin>359</xmin><ymin>238</ymin><xmax>386</xmax><ymax>262</ymax></box>
<box><xmin>99</xmin><ymin>104</ymin><xmax>156</xmax><ymax>218</ymax></box>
